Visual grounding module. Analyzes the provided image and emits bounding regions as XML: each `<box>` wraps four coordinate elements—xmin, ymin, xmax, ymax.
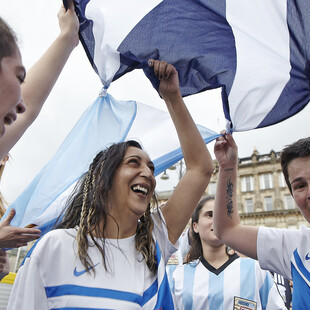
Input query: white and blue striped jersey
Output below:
<box><xmin>8</xmin><ymin>209</ymin><xmax>176</xmax><ymax>309</ymax></box>
<box><xmin>172</xmin><ymin>254</ymin><xmax>286</xmax><ymax>310</ymax></box>
<box><xmin>258</xmin><ymin>225</ymin><xmax>310</xmax><ymax>310</ymax></box>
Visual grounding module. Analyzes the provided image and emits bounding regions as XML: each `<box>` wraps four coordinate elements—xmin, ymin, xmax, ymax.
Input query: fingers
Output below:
<box><xmin>59</xmin><ymin>0</ymin><xmax>74</xmax><ymax>16</ymax></box>
<box><xmin>65</xmin><ymin>0</ymin><xmax>75</xmax><ymax>11</ymax></box>
<box><xmin>0</xmin><ymin>233</ymin><xmax>39</xmax><ymax>249</ymax></box>
<box><xmin>2</xmin><ymin>209</ymin><xmax>16</xmax><ymax>225</ymax></box>
<box><xmin>18</xmin><ymin>227</ymin><xmax>41</xmax><ymax>235</ymax></box>
<box><xmin>148</xmin><ymin>59</ymin><xmax>175</xmax><ymax>80</ymax></box>
<box><xmin>226</xmin><ymin>132</ymin><xmax>238</xmax><ymax>149</ymax></box>
<box><xmin>18</xmin><ymin>234</ymin><xmax>41</xmax><ymax>243</ymax></box>
<box><xmin>216</xmin><ymin>130</ymin><xmax>234</xmax><ymax>144</ymax></box>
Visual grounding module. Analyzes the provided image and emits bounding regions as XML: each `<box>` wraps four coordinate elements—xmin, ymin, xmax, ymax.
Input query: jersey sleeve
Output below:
<box><xmin>257</xmin><ymin>226</ymin><xmax>300</xmax><ymax>280</ymax></box>
<box><xmin>152</xmin><ymin>208</ymin><xmax>177</xmax><ymax>264</ymax></box>
<box><xmin>7</xmin><ymin>255</ymin><xmax>49</xmax><ymax>310</ymax></box>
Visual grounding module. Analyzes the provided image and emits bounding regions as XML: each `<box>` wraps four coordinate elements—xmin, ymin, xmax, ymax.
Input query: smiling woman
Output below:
<box><xmin>8</xmin><ymin>60</ymin><xmax>214</xmax><ymax>309</ymax></box>
<box><xmin>0</xmin><ymin>0</ymin><xmax>79</xmax><ymax>250</ymax></box>
<box><xmin>58</xmin><ymin>140</ymin><xmax>159</xmax><ymax>274</ymax></box>
<box><xmin>0</xmin><ymin>17</ymin><xmax>26</xmax><ymax>138</ymax></box>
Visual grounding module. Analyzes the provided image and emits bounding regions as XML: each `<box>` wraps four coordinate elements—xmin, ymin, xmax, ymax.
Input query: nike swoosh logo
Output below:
<box><xmin>73</xmin><ymin>262</ymin><xmax>99</xmax><ymax>277</ymax></box>
<box><xmin>305</xmin><ymin>253</ymin><xmax>310</xmax><ymax>260</ymax></box>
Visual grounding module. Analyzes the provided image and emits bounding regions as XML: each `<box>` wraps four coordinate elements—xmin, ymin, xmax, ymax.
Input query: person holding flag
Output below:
<box><xmin>213</xmin><ymin>132</ymin><xmax>310</xmax><ymax>309</ymax></box>
<box><xmin>0</xmin><ymin>0</ymin><xmax>79</xmax><ymax>249</ymax></box>
<box><xmin>8</xmin><ymin>59</ymin><xmax>214</xmax><ymax>309</ymax></box>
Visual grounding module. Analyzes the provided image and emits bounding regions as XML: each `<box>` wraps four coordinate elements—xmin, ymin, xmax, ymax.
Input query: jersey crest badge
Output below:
<box><xmin>233</xmin><ymin>296</ymin><xmax>257</xmax><ymax>310</ymax></box>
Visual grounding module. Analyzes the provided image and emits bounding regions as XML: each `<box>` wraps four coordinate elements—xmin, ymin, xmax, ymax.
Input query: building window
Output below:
<box><xmin>245</xmin><ymin>198</ymin><xmax>254</xmax><ymax>213</ymax></box>
<box><xmin>278</xmin><ymin>172</ymin><xmax>286</xmax><ymax>188</ymax></box>
<box><xmin>284</xmin><ymin>194</ymin><xmax>295</xmax><ymax>209</ymax></box>
<box><xmin>241</xmin><ymin>176</ymin><xmax>254</xmax><ymax>192</ymax></box>
<box><xmin>208</xmin><ymin>182</ymin><xmax>216</xmax><ymax>195</ymax></box>
<box><xmin>260</xmin><ymin>173</ymin><xmax>273</xmax><ymax>190</ymax></box>
<box><xmin>264</xmin><ymin>196</ymin><xmax>273</xmax><ymax>211</ymax></box>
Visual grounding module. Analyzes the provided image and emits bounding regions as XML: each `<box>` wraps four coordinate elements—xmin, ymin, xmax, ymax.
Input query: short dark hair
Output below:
<box><xmin>0</xmin><ymin>17</ymin><xmax>18</xmax><ymax>66</ymax></box>
<box><xmin>280</xmin><ymin>137</ymin><xmax>310</xmax><ymax>194</ymax></box>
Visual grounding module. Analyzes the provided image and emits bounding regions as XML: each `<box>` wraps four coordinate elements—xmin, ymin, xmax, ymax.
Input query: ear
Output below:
<box><xmin>193</xmin><ymin>221</ymin><xmax>199</xmax><ymax>234</ymax></box>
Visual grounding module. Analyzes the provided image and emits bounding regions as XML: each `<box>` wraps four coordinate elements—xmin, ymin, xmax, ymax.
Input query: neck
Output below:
<box><xmin>201</xmin><ymin>242</ymin><xmax>229</xmax><ymax>269</ymax></box>
<box><xmin>104</xmin><ymin>213</ymin><xmax>138</xmax><ymax>239</ymax></box>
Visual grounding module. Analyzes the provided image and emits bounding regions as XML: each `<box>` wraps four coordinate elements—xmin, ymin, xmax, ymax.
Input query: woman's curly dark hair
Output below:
<box><xmin>56</xmin><ymin>140</ymin><xmax>158</xmax><ymax>274</ymax></box>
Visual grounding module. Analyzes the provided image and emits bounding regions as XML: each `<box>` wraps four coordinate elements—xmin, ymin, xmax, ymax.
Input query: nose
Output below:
<box><xmin>140</xmin><ymin>164</ymin><xmax>156</xmax><ymax>185</ymax></box>
<box><xmin>141</xmin><ymin>165</ymin><xmax>153</xmax><ymax>178</ymax></box>
<box><xmin>16</xmin><ymin>99</ymin><xmax>26</xmax><ymax>114</ymax></box>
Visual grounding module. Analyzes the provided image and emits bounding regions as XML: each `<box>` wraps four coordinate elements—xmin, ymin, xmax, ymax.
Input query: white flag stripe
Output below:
<box><xmin>87</xmin><ymin>0</ymin><xmax>162</xmax><ymax>85</ymax></box>
<box><xmin>227</xmin><ymin>0</ymin><xmax>291</xmax><ymax>130</ymax></box>
<box><xmin>125</xmin><ymin>101</ymin><xmax>180</xmax><ymax>160</ymax></box>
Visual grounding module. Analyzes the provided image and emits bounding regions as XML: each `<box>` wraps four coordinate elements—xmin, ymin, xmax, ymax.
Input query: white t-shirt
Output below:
<box><xmin>172</xmin><ymin>254</ymin><xmax>286</xmax><ymax>310</ymax></box>
<box><xmin>8</xmin><ymin>209</ymin><xmax>176</xmax><ymax>309</ymax></box>
<box><xmin>258</xmin><ymin>225</ymin><xmax>310</xmax><ymax>309</ymax></box>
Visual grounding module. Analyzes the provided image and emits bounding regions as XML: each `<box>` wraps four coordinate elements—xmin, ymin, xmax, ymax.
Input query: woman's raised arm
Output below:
<box><xmin>148</xmin><ymin>59</ymin><xmax>214</xmax><ymax>244</ymax></box>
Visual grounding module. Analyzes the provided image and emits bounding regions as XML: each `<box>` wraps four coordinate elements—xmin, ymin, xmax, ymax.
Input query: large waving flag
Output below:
<box><xmin>74</xmin><ymin>0</ymin><xmax>310</xmax><ymax>131</ymax></box>
<box><xmin>5</xmin><ymin>94</ymin><xmax>219</xmax><ymax>229</ymax></box>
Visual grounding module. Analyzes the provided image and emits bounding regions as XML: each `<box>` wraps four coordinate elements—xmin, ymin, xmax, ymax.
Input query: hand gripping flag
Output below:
<box><xmin>4</xmin><ymin>94</ymin><xmax>219</xmax><ymax>229</ymax></box>
<box><xmin>73</xmin><ymin>0</ymin><xmax>310</xmax><ymax>131</ymax></box>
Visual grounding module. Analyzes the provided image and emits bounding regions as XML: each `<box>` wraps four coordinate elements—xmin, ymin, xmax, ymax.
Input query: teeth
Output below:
<box><xmin>132</xmin><ymin>185</ymin><xmax>148</xmax><ymax>195</ymax></box>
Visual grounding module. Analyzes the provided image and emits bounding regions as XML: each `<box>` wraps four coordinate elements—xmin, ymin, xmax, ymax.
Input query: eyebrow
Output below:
<box><xmin>291</xmin><ymin>177</ymin><xmax>305</xmax><ymax>184</ymax></box>
<box><xmin>204</xmin><ymin>210</ymin><xmax>213</xmax><ymax>215</ymax></box>
<box><xmin>124</xmin><ymin>155</ymin><xmax>154</xmax><ymax>166</ymax></box>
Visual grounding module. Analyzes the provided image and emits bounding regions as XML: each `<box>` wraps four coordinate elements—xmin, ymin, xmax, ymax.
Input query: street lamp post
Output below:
<box><xmin>160</xmin><ymin>159</ymin><xmax>185</xmax><ymax>182</ymax></box>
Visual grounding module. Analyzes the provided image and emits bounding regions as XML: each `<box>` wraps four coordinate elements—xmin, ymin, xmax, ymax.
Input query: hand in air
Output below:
<box><xmin>214</xmin><ymin>131</ymin><xmax>238</xmax><ymax>168</ymax></box>
<box><xmin>58</xmin><ymin>0</ymin><xmax>79</xmax><ymax>47</ymax></box>
<box><xmin>148</xmin><ymin>59</ymin><xmax>181</xmax><ymax>101</ymax></box>
<box><xmin>0</xmin><ymin>209</ymin><xmax>41</xmax><ymax>248</ymax></box>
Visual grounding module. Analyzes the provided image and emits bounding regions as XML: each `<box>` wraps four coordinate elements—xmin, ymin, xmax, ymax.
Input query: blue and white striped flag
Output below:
<box><xmin>74</xmin><ymin>0</ymin><xmax>310</xmax><ymax>131</ymax></box>
<box><xmin>5</xmin><ymin>94</ymin><xmax>218</xmax><ymax>229</ymax></box>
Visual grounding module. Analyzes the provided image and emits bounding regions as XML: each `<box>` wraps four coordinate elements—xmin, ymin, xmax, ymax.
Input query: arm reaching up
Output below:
<box><xmin>0</xmin><ymin>0</ymin><xmax>79</xmax><ymax>159</ymax></box>
<box><xmin>213</xmin><ymin>131</ymin><xmax>258</xmax><ymax>259</ymax></box>
<box><xmin>148</xmin><ymin>60</ymin><xmax>214</xmax><ymax>244</ymax></box>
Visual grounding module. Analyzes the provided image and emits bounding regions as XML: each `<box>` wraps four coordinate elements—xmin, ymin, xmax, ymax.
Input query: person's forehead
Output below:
<box><xmin>2</xmin><ymin>48</ymin><xmax>25</xmax><ymax>73</ymax></box>
<box><xmin>202</xmin><ymin>200</ymin><xmax>214</xmax><ymax>212</ymax></box>
<box><xmin>288</xmin><ymin>156</ymin><xmax>310</xmax><ymax>180</ymax></box>
<box><xmin>125</xmin><ymin>146</ymin><xmax>151</xmax><ymax>162</ymax></box>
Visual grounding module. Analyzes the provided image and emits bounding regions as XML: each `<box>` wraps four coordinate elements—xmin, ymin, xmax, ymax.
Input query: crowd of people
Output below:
<box><xmin>0</xmin><ymin>0</ymin><xmax>309</xmax><ymax>309</ymax></box>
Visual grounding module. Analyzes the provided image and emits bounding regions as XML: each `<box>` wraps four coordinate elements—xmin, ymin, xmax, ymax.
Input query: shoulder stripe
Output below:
<box><xmin>293</xmin><ymin>249</ymin><xmax>310</xmax><ymax>282</ymax></box>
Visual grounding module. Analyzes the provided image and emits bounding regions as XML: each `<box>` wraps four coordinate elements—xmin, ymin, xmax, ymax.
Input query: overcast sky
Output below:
<box><xmin>1</xmin><ymin>0</ymin><xmax>309</xmax><ymax>202</ymax></box>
